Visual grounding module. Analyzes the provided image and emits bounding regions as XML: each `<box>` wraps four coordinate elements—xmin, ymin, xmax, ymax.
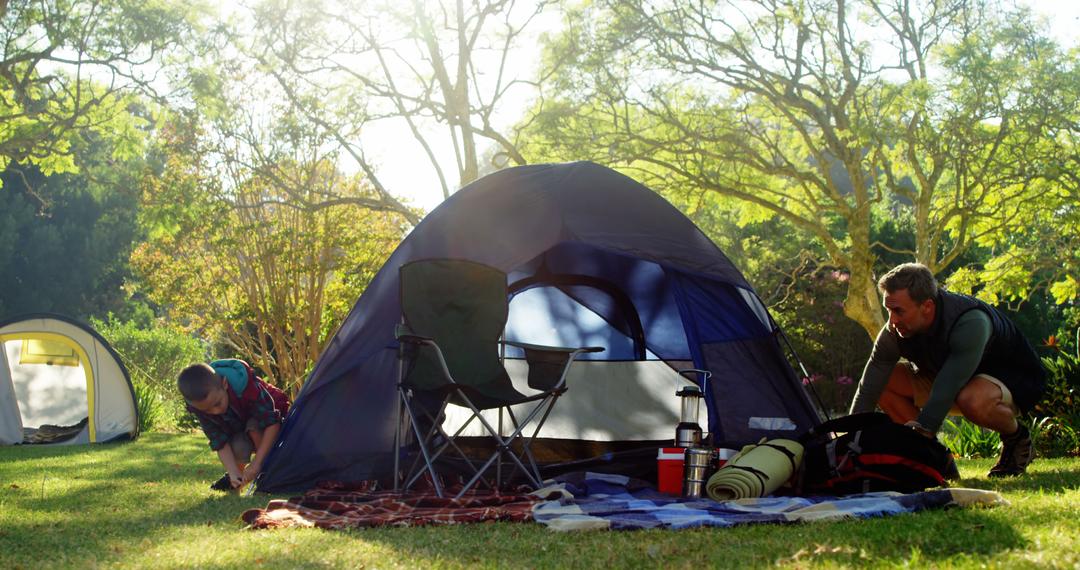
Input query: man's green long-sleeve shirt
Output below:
<box><xmin>848</xmin><ymin>310</ymin><xmax>992</xmax><ymax>432</ymax></box>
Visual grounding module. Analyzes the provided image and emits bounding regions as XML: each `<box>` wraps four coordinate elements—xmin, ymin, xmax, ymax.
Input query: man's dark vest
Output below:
<box><xmin>896</xmin><ymin>290</ymin><xmax>1046</xmax><ymax>411</ymax></box>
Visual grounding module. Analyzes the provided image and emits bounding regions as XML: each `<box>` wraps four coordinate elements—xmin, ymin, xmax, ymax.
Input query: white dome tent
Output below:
<box><xmin>0</xmin><ymin>314</ymin><xmax>138</xmax><ymax>445</ymax></box>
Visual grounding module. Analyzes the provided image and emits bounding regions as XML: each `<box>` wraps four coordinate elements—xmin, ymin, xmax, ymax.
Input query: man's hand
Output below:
<box><xmin>241</xmin><ymin>460</ymin><xmax>262</xmax><ymax>486</ymax></box>
<box><xmin>228</xmin><ymin>471</ymin><xmax>244</xmax><ymax>489</ymax></box>
<box><xmin>904</xmin><ymin>420</ymin><xmax>936</xmax><ymax>439</ymax></box>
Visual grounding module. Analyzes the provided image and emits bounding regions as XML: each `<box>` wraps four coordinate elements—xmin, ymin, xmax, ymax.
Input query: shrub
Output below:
<box><xmin>132</xmin><ymin>380</ymin><xmax>165</xmax><ymax>434</ymax></box>
<box><xmin>1028</xmin><ymin>416</ymin><xmax>1080</xmax><ymax>458</ymax></box>
<box><xmin>939</xmin><ymin>416</ymin><xmax>1079</xmax><ymax>461</ymax></box>
<box><xmin>1029</xmin><ymin>332</ymin><xmax>1080</xmax><ymax>456</ymax></box>
<box><xmin>91</xmin><ymin>316</ymin><xmax>207</xmax><ymax>430</ymax></box>
<box><xmin>1035</xmin><ymin>348</ymin><xmax>1080</xmax><ymax>430</ymax></box>
<box><xmin>801</xmin><ymin>373</ymin><xmax>857</xmax><ymax>418</ymax></box>
<box><xmin>939</xmin><ymin>417</ymin><xmax>1001</xmax><ymax>458</ymax></box>
<box><xmin>774</xmin><ymin>269</ymin><xmax>872</xmax><ymax>417</ymax></box>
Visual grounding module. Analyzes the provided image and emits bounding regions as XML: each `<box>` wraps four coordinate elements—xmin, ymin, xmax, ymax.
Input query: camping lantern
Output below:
<box><xmin>675</xmin><ymin>369</ymin><xmax>711</xmax><ymax>448</ymax></box>
<box><xmin>675</xmin><ymin>385</ymin><xmax>704</xmax><ymax>448</ymax></box>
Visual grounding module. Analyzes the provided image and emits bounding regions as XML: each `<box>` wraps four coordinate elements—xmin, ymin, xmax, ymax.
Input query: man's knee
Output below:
<box><xmin>954</xmin><ymin>388</ymin><xmax>985</xmax><ymax>417</ymax></box>
<box><xmin>956</xmin><ymin>376</ymin><xmax>1013</xmax><ymax>422</ymax></box>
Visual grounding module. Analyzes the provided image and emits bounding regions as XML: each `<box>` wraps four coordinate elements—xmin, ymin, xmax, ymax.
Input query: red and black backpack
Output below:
<box><xmin>798</xmin><ymin>412</ymin><xmax>953</xmax><ymax>496</ymax></box>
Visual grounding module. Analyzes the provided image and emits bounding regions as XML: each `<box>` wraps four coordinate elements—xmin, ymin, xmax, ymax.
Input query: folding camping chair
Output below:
<box><xmin>393</xmin><ymin>259</ymin><xmax>602</xmax><ymax>498</ymax></box>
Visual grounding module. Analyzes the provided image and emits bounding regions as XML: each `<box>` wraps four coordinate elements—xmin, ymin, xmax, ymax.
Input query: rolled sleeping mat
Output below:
<box><xmin>705</xmin><ymin>438</ymin><xmax>804</xmax><ymax>501</ymax></box>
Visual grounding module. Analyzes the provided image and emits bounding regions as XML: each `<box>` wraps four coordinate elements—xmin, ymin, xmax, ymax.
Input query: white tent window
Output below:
<box><xmin>442</xmin><ymin>360</ymin><xmax>694</xmax><ymax>441</ymax></box>
<box><xmin>6</xmin><ymin>340</ymin><xmax>89</xmax><ymax>429</ymax></box>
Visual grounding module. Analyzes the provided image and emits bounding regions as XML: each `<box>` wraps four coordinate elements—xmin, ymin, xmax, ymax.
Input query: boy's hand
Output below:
<box><xmin>229</xmin><ymin>471</ymin><xmax>244</xmax><ymax>489</ymax></box>
<box><xmin>242</xmin><ymin>460</ymin><xmax>262</xmax><ymax>486</ymax></box>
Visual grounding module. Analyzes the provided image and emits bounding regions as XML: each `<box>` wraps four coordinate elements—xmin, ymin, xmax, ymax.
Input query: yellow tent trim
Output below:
<box><xmin>0</xmin><ymin>332</ymin><xmax>97</xmax><ymax>442</ymax></box>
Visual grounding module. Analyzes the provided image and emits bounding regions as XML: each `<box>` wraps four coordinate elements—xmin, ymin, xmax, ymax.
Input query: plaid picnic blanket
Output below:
<box><xmin>531</xmin><ymin>472</ymin><xmax>1008</xmax><ymax>531</ymax></box>
<box><xmin>243</xmin><ymin>473</ymin><xmax>1006</xmax><ymax>532</ymax></box>
<box><xmin>241</xmin><ymin>481</ymin><xmax>551</xmax><ymax>529</ymax></box>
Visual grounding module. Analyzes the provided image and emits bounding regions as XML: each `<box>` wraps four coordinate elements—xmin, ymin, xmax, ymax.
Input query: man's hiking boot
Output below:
<box><xmin>988</xmin><ymin>423</ymin><xmax>1033</xmax><ymax>478</ymax></box>
<box><xmin>210</xmin><ymin>473</ymin><xmax>234</xmax><ymax>491</ymax></box>
<box><xmin>942</xmin><ymin>452</ymin><xmax>961</xmax><ymax>481</ymax></box>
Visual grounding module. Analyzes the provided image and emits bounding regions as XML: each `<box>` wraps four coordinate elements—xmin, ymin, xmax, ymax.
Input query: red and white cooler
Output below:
<box><xmin>657</xmin><ymin>447</ymin><xmax>686</xmax><ymax>495</ymax></box>
<box><xmin>656</xmin><ymin>447</ymin><xmax>740</xmax><ymax>495</ymax></box>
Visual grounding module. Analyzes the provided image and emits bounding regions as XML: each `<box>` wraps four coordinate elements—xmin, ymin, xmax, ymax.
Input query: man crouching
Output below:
<box><xmin>849</xmin><ymin>263</ymin><xmax>1046</xmax><ymax>477</ymax></box>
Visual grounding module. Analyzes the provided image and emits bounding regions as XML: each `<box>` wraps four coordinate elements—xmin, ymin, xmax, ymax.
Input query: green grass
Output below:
<box><xmin>1</xmin><ymin>433</ymin><xmax>1079</xmax><ymax>569</ymax></box>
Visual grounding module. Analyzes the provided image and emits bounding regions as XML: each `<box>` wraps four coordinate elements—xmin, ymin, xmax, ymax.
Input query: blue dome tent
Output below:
<box><xmin>256</xmin><ymin>162</ymin><xmax>822</xmax><ymax>492</ymax></box>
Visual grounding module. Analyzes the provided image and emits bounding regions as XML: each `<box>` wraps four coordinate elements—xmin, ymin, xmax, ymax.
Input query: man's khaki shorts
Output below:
<box><xmin>910</xmin><ymin>368</ymin><xmax>1016</xmax><ymax>415</ymax></box>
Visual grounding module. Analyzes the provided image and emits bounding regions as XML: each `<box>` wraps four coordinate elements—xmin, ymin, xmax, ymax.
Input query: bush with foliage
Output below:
<box><xmin>91</xmin><ymin>316</ymin><xmax>207</xmax><ymax>430</ymax></box>
<box><xmin>131</xmin><ymin>380</ymin><xmax>165</xmax><ymax>435</ymax></box>
<box><xmin>1029</xmin><ymin>331</ymin><xmax>1080</xmax><ymax>456</ymax></box>
<box><xmin>940</xmin><ymin>417</ymin><xmax>1002</xmax><ymax>459</ymax></box>
<box><xmin>1036</xmin><ymin>337</ymin><xmax>1080</xmax><ymax>428</ymax></box>
<box><xmin>768</xmin><ymin>269</ymin><xmax>870</xmax><ymax>416</ymax></box>
<box><xmin>1028</xmin><ymin>416</ymin><xmax>1080</xmax><ymax>459</ymax></box>
<box><xmin>938</xmin><ymin>416</ymin><xmax>1080</xmax><ymax>460</ymax></box>
<box><xmin>800</xmin><ymin>373</ymin><xmax>858</xmax><ymax>418</ymax></box>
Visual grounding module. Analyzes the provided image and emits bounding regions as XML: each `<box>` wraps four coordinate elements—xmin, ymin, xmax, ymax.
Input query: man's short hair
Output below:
<box><xmin>177</xmin><ymin>363</ymin><xmax>220</xmax><ymax>402</ymax></box>
<box><xmin>878</xmin><ymin>263</ymin><xmax>938</xmax><ymax>303</ymax></box>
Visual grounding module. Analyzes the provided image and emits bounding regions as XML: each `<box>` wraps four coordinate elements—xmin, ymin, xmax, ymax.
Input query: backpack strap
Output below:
<box><xmin>825</xmin><ymin>439</ymin><xmax>841</xmax><ymax>472</ymax></box>
<box><xmin>802</xmin><ymin>412</ymin><xmax>894</xmax><ymax>442</ymax></box>
<box><xmin>847</xmin><ymin>429</ymin><xmax>864</xmax><ymax>455</ymax></box>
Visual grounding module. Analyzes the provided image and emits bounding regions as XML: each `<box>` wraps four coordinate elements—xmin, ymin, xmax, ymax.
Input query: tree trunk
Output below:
<box><xmin>844</xmin><ymin>262</ymin><xmax>885</xmax><ymax>340</ymax></box>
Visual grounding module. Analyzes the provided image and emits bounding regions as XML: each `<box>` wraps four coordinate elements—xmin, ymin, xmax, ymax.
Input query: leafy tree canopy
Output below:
<box><xmin>522</xmin><ymin>0</ymin><xmax>1080</xmax><ymax>337</ymax></box>
<box><xmin>131</xmin><ymin>116</ymin><xmax>409</xmax><ymax>393</ymax></box>
<box><xmin>0</xmin><ymin>110</ymin><xmax>151</xmax><ymax>320</ymax></box>
<box><xmin>0</xmin><ymin>0</ymin><xmax>203</xmax><ymax>180</ymax></box>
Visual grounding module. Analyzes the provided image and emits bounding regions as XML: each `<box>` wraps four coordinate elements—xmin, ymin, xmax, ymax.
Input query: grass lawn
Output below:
<box><xmin>1</xmin><ymin>432</ymin><xmax>1078</xmax><ymax>569</ymax></box>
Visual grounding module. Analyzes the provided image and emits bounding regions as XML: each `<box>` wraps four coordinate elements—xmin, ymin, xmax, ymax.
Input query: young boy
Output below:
<box><xmin>178</xmin><ymin>359</ymin><xmax>291</xmax><ymax>491</ymax></box>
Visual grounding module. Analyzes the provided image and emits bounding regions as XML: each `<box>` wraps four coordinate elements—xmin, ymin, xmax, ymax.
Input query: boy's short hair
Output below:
<box><xmin>178</xmin><ymin>363</ymin><xmax>221</xmax><ymax>402</ymax></box>
<box><xmin>878</xmin><ymin>262</ymin><xmax>938</xmax><ymax>303</ymax></box>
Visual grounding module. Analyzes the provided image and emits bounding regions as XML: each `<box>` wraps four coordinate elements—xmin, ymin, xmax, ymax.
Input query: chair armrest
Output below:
<box><xmin>500</xmin><ymin>340</ymin><xmax>604</xmax><ymax>355</ymax></box>
<box><xmin>395</xmin><ymin>323</ymin><xmax>434</xmax><ymax>345</ymax></box>
<box><xmin>398</xmin><ymin>333</ymin><xmax>435</xmax><ymax>345</ymax></box>
<box><xmin>394</xmin><ymin>325</ymin><xmax>456</xmax><ymax>387</ymax></box>
<box><xmin>500</xmin><ymin>341</ymin><xmax>603</xmax><ymax>392</ymax></box>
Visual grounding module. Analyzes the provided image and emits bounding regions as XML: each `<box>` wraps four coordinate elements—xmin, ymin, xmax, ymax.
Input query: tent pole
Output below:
<box><xmin>394</xmin><ymin>337</ymin><xmax>405</xmax><ymax>492</ymax></box>
<box><xmin>774</xmin><ymin>327</ymin><xmax>831</xmax><ymax>422</ymax></box>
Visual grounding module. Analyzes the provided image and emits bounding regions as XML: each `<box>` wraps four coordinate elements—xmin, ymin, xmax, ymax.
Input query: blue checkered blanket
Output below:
<box><xmin>531</xmin><ymin>472</ymin><xmax>1006</xmax><ymax>531</ymax></box>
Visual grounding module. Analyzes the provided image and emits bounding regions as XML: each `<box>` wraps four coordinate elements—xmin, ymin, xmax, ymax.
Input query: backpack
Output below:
<box><xmin>798</xmin><ymin>412</ymin><xmax>952</xmax><ymax>496</ymax></box>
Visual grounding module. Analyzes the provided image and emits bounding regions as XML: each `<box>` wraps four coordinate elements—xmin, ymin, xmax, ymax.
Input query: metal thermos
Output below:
<box><xmin>682</xmin><ymin>447</ymin><xmax>713</xmax><ymax>498</ymax></box>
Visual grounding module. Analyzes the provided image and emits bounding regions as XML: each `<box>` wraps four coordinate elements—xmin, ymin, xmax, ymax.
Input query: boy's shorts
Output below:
<box><xmin>909</xmin><ymin>365</ymin><xmax>1016</xmax><ymax>415</ymax></box>
<box><xmin>228</xmin><ymin>418</ymin><xmax>261</xmax><ymax>463</ymax></box>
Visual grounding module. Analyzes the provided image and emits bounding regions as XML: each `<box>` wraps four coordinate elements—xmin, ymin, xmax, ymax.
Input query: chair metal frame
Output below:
<box><xmin>394</xmin><ymin>331</ymin><xmax>600</xmax><ymax>498</ymax></box>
